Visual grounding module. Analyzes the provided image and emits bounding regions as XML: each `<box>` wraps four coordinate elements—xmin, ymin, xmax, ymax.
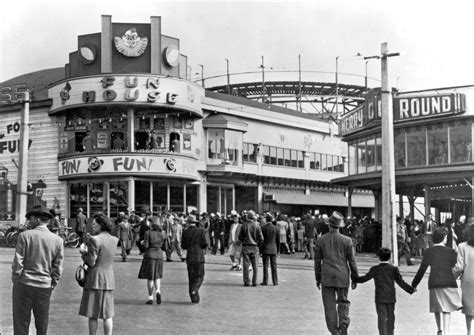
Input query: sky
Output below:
<box><xmin>1</xmin><ymin>0</ymin><xmax>474</xmax><ymax>92</ymax></box>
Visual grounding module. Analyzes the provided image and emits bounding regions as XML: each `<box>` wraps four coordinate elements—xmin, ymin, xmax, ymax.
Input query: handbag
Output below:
<box><xmin>75</xmin><ymin>263</ymin><xmax>88</xmax><ymax>287</ymax></box>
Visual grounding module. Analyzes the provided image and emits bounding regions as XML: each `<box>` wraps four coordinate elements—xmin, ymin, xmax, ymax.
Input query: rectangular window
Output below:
<box><xmin>277</xmin><ymin>147</ymin><xmax>284</xmax><ymax>166</ymax></box>
<box><xmin>263</xmin><ymin>146</ymin><xmax>270</xmax><ymax>164</ymax></box>
<box><xmin>309</xmin><ymin>153</ymin><xmax>316</xmax><ymax>169</ymax></box>
<box><xmin>366</xmin><ymin>138</ymin><xmax>376</xmax><ymax>172</ymax></box>
<box><xmin>427</xmin><ymin>123</ymin><xmax>448</xmax><ymax>165</ymax></box>
<box><xmin>208</xmin><ymin>129</ymin><xmax>224</xmax><ymax>160</ymax></box>
<box><xmin>298</xmin><ymin>151</ymin><xmax>304</xmax><ymax>168</ymax></box>
<box><xmin>153</xmin><ymin>182</ymin><xmax>167</xmax><ymax>212</ymax></box>
<box><xmin>349</xmin><ymin>143</ymin><xmax>357</xmax><ymax>175</ymax></box>
<box><xmin>394</xmin><ymin>130</ymin><xmax>406</xmax><ymax>168</ymax></box>
<box><xmin>357</xmin><ymin>140</ymin><xmax>366</xmax><ymax>173</ymax></box>
<box><xmin>291</xmin><ymin>150</ymin><xmax>298</xmax><ymax>167</ymax></box>
<box><xmin>135</xmin><ymin>181</ymin><xmax>151</xmax><ymax>212</ymax></box>
<box><xmin>109</xmin><ymin>182</ymin><xmax>128</xmax><ymax>219</ymax></box>
<box><xmin>450</xmin><ymin>120</ymin><xmax>472</xmax><ymax>163</ymax></box>
<box><xmin>314</xmin><ymin>153</ymin><xmax>321</xmax><ymax>170</ymax></box>
<box><xmin>270</xmin><ymin>147</ymin><xmax>277</xmax><ymax>165</ymax></box>
<box><xmin>406</xmin><ymin>126</ymin><xmax>426</xmax><ymax>167</ymax></box>
<box><xmin>320</xmin><ymin>154</ymin><xmax>327</xmax><ymax>171</ymax></box>
<box><xmin>284</xmin><ymin>149</ymin><xmax>291</xmax><ymax>166</ymax></box>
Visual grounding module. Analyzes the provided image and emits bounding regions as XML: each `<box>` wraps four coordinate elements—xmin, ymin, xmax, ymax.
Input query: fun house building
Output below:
<box><xmin>0</xmin><ymin>15</ymin><xmax>375</xmax><ymax>226</ymax></box>
<box><xmin>333</xmin><ymin>87</ymin><xmax>474</xmax><ymax>223</ymax></box>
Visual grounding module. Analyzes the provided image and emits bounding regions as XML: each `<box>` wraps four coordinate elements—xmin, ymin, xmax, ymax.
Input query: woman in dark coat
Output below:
<box><xmin>79</xmin><ymin>212</ymin><xmax>119</xmax><ymax>335</ymax></box>
<box><xmin>138</xmin><ymin>216</ymin><xmax>167</xmax><ymax>305</ymax></box>
<box><xmin>412</xmin><ymin>227</ymin><xmax>462</xmax><ymax>335</ymax></box>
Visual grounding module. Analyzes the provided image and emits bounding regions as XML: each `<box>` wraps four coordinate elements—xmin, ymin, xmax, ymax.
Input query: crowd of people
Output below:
<box><xmin>10</xmin><ymin>204</ymin><xmax>474</xmax><ymax>335</ymax></box>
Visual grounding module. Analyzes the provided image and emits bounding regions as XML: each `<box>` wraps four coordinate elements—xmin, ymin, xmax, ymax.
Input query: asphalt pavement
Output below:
<box><xmin>0</xmin><ymin>247</ymin><xmax>467</xmax><ymax>335</ymax></box>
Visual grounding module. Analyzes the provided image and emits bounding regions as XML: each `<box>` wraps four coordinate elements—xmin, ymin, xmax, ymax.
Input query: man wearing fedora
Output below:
<box><xmin>314</xmin><ymin>211</ymin><xmax>359</xmax><ymax>335</ymax></box>
<box><xmin>12</xmin><ymin>204</ymin><xmax>64</xmax><ymax>335</ymax></box>
<box><xmin>181</xmin><ymin>214</ymin><xmax>207</xmax><ymax>303</ymax></box>
<box><xmin>75</xmin><ymin>207</ymin><xmax>87</xmax><ymax>245</ymax></box>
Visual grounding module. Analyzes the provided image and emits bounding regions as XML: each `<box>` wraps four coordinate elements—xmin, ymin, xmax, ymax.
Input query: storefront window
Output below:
<box><xmin>427</xmin><ymin>123</ymin><xmax>448</xmax><ymax>165</ymax></box>
<box><xmin>366</xmin><ymin>138</ymin><xmax>376</xmax><ymax>172</ymax></box>
<box><xmin>394</xmin><ymin>130</ymin><xmax>406</xmax><ymax>168</ymax></box>
<box><xmin>450</xmin><ymin>120</ymin><xmax>472</xmax><ymax>163</ymax></box>
<box><xmin>169</xmin><ymin>185</ymin><xmax>184</xmax><ymax>212</ymax></box>
<box><xmin>135</xmin><ymin>181</ymin><xmax>151</xmax><ymax>213</ymax></box>
<box><xmin>109</xmin><ymin>182</ymin><xmax>128</xmax><ymax>218</ymax></box>
<box><xmin>349</xmin><ymin>142</ymin><xmax>357</xmax><ymax>175</ymax></box>
<box><xmin>186</xmin><ymin>185</ymin><xmax>198</xmax><ymax>213</ymax></box>
<box><xmin>357</xmin><ymin>140</ymin><xmax>366</xmax><ymax>173</ymax></box>
<box><xmin>89</xmin><ymin>183</ymin><xmax>106</xmax><ymax>215</ymax></box>
<box><xmin>153</xmin><ymin>182</ymin><xmax>167</xmax><ymax>213</ymax></box>
<box><xmin>207</xmin><ymin>185</ymin><xmax>219</xmax><ymax>214</ymax></box>
<box><xmin>406</xmin><ymin>126</ymin><xmax>426</xmax><ymax>167</ymax></box>
<box><xmin>70</xmin><ymin>183</ymin><xmax>88</xmax><ymax>216</ymax></box>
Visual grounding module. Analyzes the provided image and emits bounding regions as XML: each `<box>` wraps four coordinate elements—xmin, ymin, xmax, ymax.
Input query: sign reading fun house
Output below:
<box><xmin>48</xmin><ymin>75</ymin><xmax>204</xmax><ymax>116</ymax></box>
<box><xmin>338</xmin><ymin>90</ymin><xmax>466</xmax><ymax>136</ymax></box>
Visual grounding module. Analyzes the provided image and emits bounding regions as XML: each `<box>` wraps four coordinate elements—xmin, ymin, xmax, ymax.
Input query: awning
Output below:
<box><xmin>266</xmin><ymin>189</ymin><xmax>374</xmax><ymax>208</ymax></box>
<box><xmin>202</xmin><ymin>113</ymin><xmax>248</xmax><ymax>132</ymax></box>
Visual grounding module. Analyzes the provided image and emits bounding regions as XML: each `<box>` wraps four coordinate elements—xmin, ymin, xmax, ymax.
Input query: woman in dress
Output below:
<box><xmin>79</xmin><ymin>212</ymin><xmax>119</xmax><ymax>335</ymax></box>
<box><xmin>138</xmin><ymin>216</ymin><xmax>167</xmax><ymax>305</ymax></box>
<box><xmin>453</xmin><ymin>223</ymin><xmax>474</xmax><ymax>335</ymax></box>
<box><xmin>412</xmin><ymin>227</ymin><xmax>462</xmax><ymax>335</ymax></box>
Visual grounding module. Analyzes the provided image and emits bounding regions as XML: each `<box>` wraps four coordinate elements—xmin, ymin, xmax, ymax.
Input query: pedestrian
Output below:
<box><xmin>452</xmin><ymin>223</ymin><xmax>474</xmax><ymax>335</ymax></box>
<box><xmin>128</xmin><ymin>210</ymin><xmax>141</xmax><ymax>252</ymax></box>
<box><xmin>238</xmin><ymin>210</ymin><xmax>263</xmax><ymax>287</ymax></box>
<box><xmin>276</xmin><ymin>213</ymin><xmax>290</xmax><ymax>254</ymax></box>
<box><xmin>303</xmin><ymin>213</ymin><xmax>318</xmax><ymax>259</ymax></box>
<box><xmin>76</xmin><ymin>207</ymin><xmax>88</xmax><ymax>244</ymax></box>
<box><xmin>260</xmin><ymin>213</ymin><xmax>279</xmax><ymax>286</ymax></box>
<box><xmin>79</xmin><ymin>212</ymin><xmax>119</xmax><ymax>335</ymax></box>
<box><xmin>137</xmin><ymin>212</ymin><xmax>151</xmax><ymax>254</ymax></box>
<box><xmin>411</xmin><ymin>227</ymin><xmax>462</xmax><ymax>335</ymax></box>
<box><xmin>314</xmin><ymin>211</ymin><xmax>359</xmax><ymax>335</ymax></box>
<box><xmin>212</xmin><ymin>212</ymin><xmax>225</xmax><ymax>255</ymax></box>
<box><xmin>117</xmin><ymin>215</ymin><xmax>132</xmax><ymax>262</ymax></box>
<box><xmin>166</xmin><ymin>215</ymin><xmax>185</xmax><ymax>262</ymax></box>
<box><xmin>444</xmin><ymin>218</ymin><xmax>458</xmax><ymax>250</ymax></box>
<box><xmin>228</xmin><ymin>212</ymin><xmax>243</xmax><ymax>271</ymax></box>
<box><xmin>12</xmin><ymin>204</ymin><xmax>64</xmax><ymax>335</ymax></box>
<box><xmin>355</xmin><ymin>247</ymin><xmax>415</xmax><ymax>335</ymax></box>
<box><xmin>181</xmin><ymin>214</ymin><xmax>207</xmax><ymax>303</ymax></box>
<box><xmin>396</xmin><ymin>217</ymin><xmax>414</xmax><ymax>265</ymax></box>
<box><xmin>138</xmin><ymin>216</ymin><xmax>166</xmax><ymax>305</ymax></box>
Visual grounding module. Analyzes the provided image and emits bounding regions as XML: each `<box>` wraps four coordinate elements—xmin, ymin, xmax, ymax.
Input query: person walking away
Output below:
<box><xmin>452</xmin><ymin>223</ymin><xmax>474</xmax><ymax>335</ymax></box>
<box><xmin>138</xmin><ymin>216</ymin><xmax>166</xmax><ymax>305</ymax></box>
<box><xmin>411</xmin><ymin>228</ymin><xmax>462</xmax><ymax>335</ymax></box>
<box><xmin>355</xmin><ymin>247</ymin><xmax>415</xmax><ymax>335</ymax></box>
<box><xmin>128</xmin><ymin>210</ymin><xmax>141</xmax><ymax>253</ymax></box>
<box><xmin>138</xmin><ymin>212</ymin><xmax>151</xmax><ymax>254</ymax></box>
<box><xmin>212</xmin><ymin>212</ymin><xmax>225</xmax><ymax>255</ymax></box>
<box><xmin>238</xmin><ymin>210</ymin><xmax>264</xmax><ymax>287</ymax></box>
<box><xmin>396</xmin><ymin>217</ymin><xmax>414</xmax><ymax>266</ymax></box>
<box><xmin>288</xmin><ymin>217</ymin><xmax>296</xmax><ymax>254</ymax></box>
<box><xmin>12</xmin><ymin>205</ymin><xmax>64</xmax><ymax>335</ymax></box>
<box><xmin>166</xmin><ymin>215</ymin><xmax>185</xmax><ymax>262</ymax></box>
<box><xmin>117</xmin><ymin>215</ymin><xmax>132</xmax><ymax>262</ymax></box>
<box><xmin>76</xmin><ymin>207</ymin><xmax>87</xmax><ymax>245</ymax></box>
<box><xmin>79</xmin><ymin>212</ymin><xmax>119</xmax><ymax>335</ymax></box>
<box><xmin>228</xmin><ymin>212</ymin><xmax>243</xmax><ymax>271</ymax></box>
<box><xmin>444</xmin><ymin>219</ymin><xmax>458</xmax><ymax>250</ymax></box>
<box><xmin>276</xmin><ymin>214</ymin><xmax>290</xmax><ymax>254</ymax></box>
<box><xmin>303</xmin><ymin>213</ymin><xmax>318</xmax><ymax>260</ymax></box>
<box><xmin>181</xmin><ymin>214</ymin><xmax>207</xmax><ymax>303</ymax></box>
<box><xmin>260</xmin><ymin>213</ymin><xmax>279</xmax><ymax>286</ymax></box>
<box><xmin>314</xmin><ymin>211</ymin><xmax>359</xmax><ymax>335</ymax></box>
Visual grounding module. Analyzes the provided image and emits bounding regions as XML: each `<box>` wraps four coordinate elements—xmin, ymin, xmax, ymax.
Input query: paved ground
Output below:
<box><xmin>0</xmin><ymin>247</ymin><xmax>467</xmax><ymax>335</ymax></box>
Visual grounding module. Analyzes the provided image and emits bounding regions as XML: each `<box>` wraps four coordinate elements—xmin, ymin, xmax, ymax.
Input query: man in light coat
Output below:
<box><xmin>228</xmin><ymin>211</ymin><xmax>242</xmax><ymax>271</ymax></box>
<box><xmin>12</xmin><ymin>205</ymin><xmax>64</xmax><ymax>335</ymax></box>
<box><xmin>314</xmin><ymin>211</ymin><xmax>358</xmax><ymax>335</ymax></box>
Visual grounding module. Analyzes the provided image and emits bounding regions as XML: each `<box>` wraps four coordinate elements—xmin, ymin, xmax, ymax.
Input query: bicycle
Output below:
<box><xmin>58</xmin><ymin>227</ymin><xmax>80</xmax><ymax>248</ymax></box>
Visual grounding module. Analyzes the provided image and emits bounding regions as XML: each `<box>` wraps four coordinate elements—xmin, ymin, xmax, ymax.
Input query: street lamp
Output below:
<box><xmin>364</xmin><ymin>42</ymin><xmax>400</xmax><ymax>265</ymax></box>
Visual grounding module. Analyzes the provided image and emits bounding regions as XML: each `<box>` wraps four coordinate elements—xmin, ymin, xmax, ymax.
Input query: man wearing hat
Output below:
<box><xmin>75</xmin><ymin>207</ymin><xmax>87</xmax><ymax>245</ymax></box>
<box><xmin>12</xmin><ymin>205</ymin><xmax>64</xmax><ymax>335</ymax></box>
<box><xmin>260</xmin><ymin>213</ymin><xmax>280</xmax><ymax>286</ymax></box>
<box><xmin>238</xmin><ymin>210</ymin><xmax>264</xmax><ymax>286</ymax></box>
<box><xmin>228</xmin><ymin>211</ymin><xmax>242</xmax><ymax>271</ymax></box>
<box><xmin>181</xmin><ymin>214</ymin><xmax>208</xmax><ymax>303</ymax></box>
<box><xmin>314</xmin><ymin>211</ymin><xmax>359</xmax><ymax>335</ymax></box>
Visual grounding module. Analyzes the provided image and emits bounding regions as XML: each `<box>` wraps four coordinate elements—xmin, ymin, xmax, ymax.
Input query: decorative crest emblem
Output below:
<box><xmin>114</xmin><ymin>28</ymin><xmax>148</xmax><ymax>57</ymax></box>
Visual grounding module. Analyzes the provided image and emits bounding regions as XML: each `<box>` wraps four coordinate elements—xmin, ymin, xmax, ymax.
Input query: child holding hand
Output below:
<box><xmin>356</xmin><ymin>247</ymin><xmax>415</xmax><ymax>335</ymax></box>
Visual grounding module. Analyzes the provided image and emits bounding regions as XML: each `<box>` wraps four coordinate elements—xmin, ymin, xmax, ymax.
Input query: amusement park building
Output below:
<box><xmin>0</xmin><ymin>15</ymin><xmax>374</xmax><ymax>226</ymax></box>
<box><xmin>333</xmin><ymin>86</ymin><xmax>474</xmax><ymax>223</ymax></box>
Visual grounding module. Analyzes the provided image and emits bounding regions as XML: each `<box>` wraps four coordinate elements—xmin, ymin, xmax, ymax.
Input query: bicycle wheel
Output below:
<box><xmin>67</xmin><ymin>232</ymin><xmax>80</xmax><ymax>248</ymax></box>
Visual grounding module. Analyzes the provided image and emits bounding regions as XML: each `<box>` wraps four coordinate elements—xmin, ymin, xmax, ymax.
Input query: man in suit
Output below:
<box><xmin>238</xmin><ymin>210</ymin><xmax>264</xmax><ymax>287</ymax></box>
<box><xmin>314</xmin><ymin>211</ymin><xmax>359</xmax><ymax>335</ymax></box>
<box><xmin>12</xmin><ymin>205</ymin><xmax>64</xmax><ymax>335</ymax></box>
<box><xmin>303</xmin><ymin>213</ymin><xmax>318</xmax><ymax>260</ymax></box>
<box><xmin>181</xmin><ymin>214</ymin><xmax>207</xmax><ymax>303</ymax></box>
<box><xmin>260</xmin><ymin>213</ymin><xmax>280</xmax><ymax>286</ymax></box>
<box><xmin>75</xmin><ymin>207</ymin><xmax>87</xmax><ymax>244</ymax></box>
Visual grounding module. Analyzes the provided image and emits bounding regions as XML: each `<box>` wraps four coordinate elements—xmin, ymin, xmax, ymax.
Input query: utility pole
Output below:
<box><xmin>298</xmin><ymin>54</ymin><xmax>302</xmax><ymax>112</ymax></box>
<box><xmin>199</xmin><ymin>64</ymin><xmax>204</xmax><ymax>88</ymax></box>
<box><xmin>366</xmin><ymin>42</ymin><xmax>400</xmax><ymax>264</ymax></box>
<box><xmin>225</xmin><ymin>58</ymin><xmax>230</xmax><ymax>94</ymax></box>
<box><xmin>260</xmin><ymin>55</ymin><xmax>265</xmax><ymax>102</ymax></box>
<box><xmin>16</xmin><ymin>90</ymin><xmax>30</xmax><ymax>226</ymax></box>
<box><xmin>365</xmin><ymin>60</ymin><xmax>369</xmax><ymax>89</ymax></box>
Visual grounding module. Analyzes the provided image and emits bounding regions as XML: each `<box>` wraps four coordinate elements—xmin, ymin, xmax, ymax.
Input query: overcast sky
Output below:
<box><xmin>1</xmin><ymin>0</ymin><xmax>473</xmax><ymax>91</ymax></box>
